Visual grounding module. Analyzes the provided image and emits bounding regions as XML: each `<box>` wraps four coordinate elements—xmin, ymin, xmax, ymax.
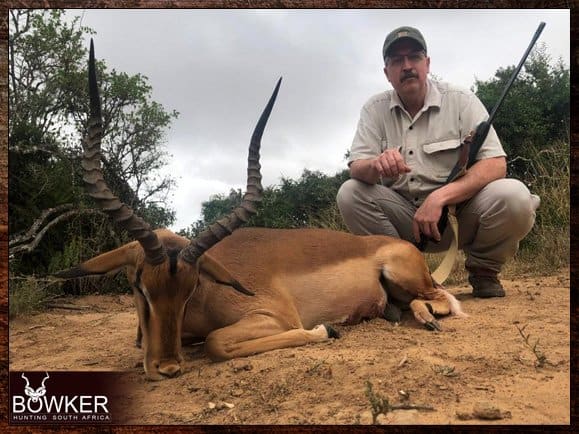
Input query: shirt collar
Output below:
<box><xmin>389</xmin><ymin>79</ymin><xmax>442</xmax><ymax>112</ymax></box>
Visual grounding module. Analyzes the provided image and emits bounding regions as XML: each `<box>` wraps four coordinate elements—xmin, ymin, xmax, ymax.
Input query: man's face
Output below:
<box><xmin>383</xmin><ymin>39</ymin><xmax>430</xmax><ymax>100</ymax></box>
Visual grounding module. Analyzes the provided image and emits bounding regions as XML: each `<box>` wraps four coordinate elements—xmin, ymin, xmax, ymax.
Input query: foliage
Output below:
<box><xmin>9</xmin><ymin>276</ymin><xmax>61</xmax><ymax>319</ymax></box>
<box><xmin>252</xmin><ymin>169</ymin><xmax>350</xmax><ymax>229</ymax></box>
<box><xmin>515</xmin><ymin>324</ymin><xmax>549</xmax><ymax>368</ymax></box>
<box><xmin>364</xmin><ymin>380</ymin><xmax>390</xmax><ymax>424</ymax></box>
<box><xmin>515</xmin><ymin>141</ymin><xmax>569</xmax><ymax>269</ymax></box>
<box><xmin>9</xmin><ymin>10</ymin><xmax>177</xmax><ymax>289</ymax></box>
<box><xmin>181</xmin><ymin>169</ymin><xmax>350</xmax><ymax>238</ymax></box>
<box><xmin>473</xmin><ymin>43</ymin><xmax>569</xmax><ymax>181</ymax></box>
<box><xmin>470</xmin><ymin>43</ymin><xmax>570</xmax><ymax>272</ymax></box>
<box><xmin>9</xmin><ymin>10</ymin><xmax>92</xmax><ymax>153</ymax></box>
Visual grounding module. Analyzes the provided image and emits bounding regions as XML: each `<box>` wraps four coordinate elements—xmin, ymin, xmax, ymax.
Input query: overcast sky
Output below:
<box><xmin>65</xmin><ymin>9</ymin><xmax>569</xmax><ymax>232</ymax></box>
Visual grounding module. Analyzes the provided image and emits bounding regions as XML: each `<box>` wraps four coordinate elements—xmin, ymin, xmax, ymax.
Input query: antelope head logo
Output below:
<box><xmin>21</xmin><ymin>372</ymin><xmax>50</xmax><ymax>402</ymax></box>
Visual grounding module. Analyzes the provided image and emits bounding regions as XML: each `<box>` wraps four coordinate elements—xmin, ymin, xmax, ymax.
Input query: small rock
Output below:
<box><xmin>231</xmin><ymin>388</ymin><xmax>244</xmax><ymax>397</ymax></box>
<box><xmin>229</xmin><ymin>359</ymin><xmax>253</xmax><ymax>373</ymax></box>
<box><xmin>217</xmin><ymin>401</ymin><xmax>235</xmax><ymax>410</ymax></box>
<box><xmin>473</xmin><ymin>401</ymin><xmax>509</xmax><ymax>420</ymax></box>
<box><xmin>398</xmin><ymin>390</ymin><xmax>409</xmax><ymax>401</ymax></box>
<box><xmin>376</xmin><ymin>413</ymin><xmax>389</xmax><ymax>425</ymax></box>
<box><xmin>456</xmin><ymin>411</ymin><xmax>473</xmax><ymax>420</ymax></box>
<box><xmin>359</xmin><ymin>410</ymin><xmax>374</xmax><ymax>425</ymax></box>
<box><xmin>208</xmin><ymin>401</ymin><xmax>235</xmax><ymax>410</ymax></box>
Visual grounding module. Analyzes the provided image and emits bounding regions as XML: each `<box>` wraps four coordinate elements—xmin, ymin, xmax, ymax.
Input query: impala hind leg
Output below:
<box><xmin>205</xmin><ymin>314</ymin><xmax>339</xmax><ymax>361</ymax></box>
<box><xmin>409</xmin><ymin>297</ymin><xmax>449</xmax><ymax>331</ymax></box>
<box><xmin>410</xmin><ymin>289</ymin><xmax>465</xmax><ymax>330</ymax></box>
<box><xmin>380</xmin><ymin>243</ymin><xmax>464</xmax><ymax>331</ymax></box>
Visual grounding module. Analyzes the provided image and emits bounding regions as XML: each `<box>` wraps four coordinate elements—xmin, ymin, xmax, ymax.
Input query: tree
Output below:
<box><xmin>252</xmin><ymin>169</ymin><xmax>350</xmax><ymax>229</ymax></box>
<box><xmin>179</xmin><ymin>189</ymin><xmax>244</xmax><ymax>239</ymax></box>
<box><xmin>9</xmin><ymin>10</ymin><xmax>178</xmax><ymax>286</ymax></box>
<box><xmin>180</xmin><ymin>169</ymin><xmax>350</xmax><ymax>239</ymax></box>
<box><xmin>473</xmin><ymin>43</ymin><xmax>569</xmax><ymax>180</ymax></box>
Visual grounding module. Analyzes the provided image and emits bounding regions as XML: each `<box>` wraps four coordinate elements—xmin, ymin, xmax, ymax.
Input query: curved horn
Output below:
<box><xmin>179</xmin><ymin>77</ymin><xmax>282</xmax><ymax>264</ymax></box>
<box><xmin>83</xmin><ymin>40</ymin><xmax>166</xmax><ymax>265</ymax></box>
<box><xmin>40</xmin><ymin>372</ymin><xmax>50</xmax><ymax>389</ymax></box>
<box><xmin>21</xmin><ymin>373</ymin><xmax>30</xmax><ymax>389</ymax></box>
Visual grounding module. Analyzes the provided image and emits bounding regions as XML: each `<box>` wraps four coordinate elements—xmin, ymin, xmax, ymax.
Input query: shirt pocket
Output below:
<box><xmin>421</xmin><ymin>139</ymin><xmax>462</xmax><ymax>180</ymax></box>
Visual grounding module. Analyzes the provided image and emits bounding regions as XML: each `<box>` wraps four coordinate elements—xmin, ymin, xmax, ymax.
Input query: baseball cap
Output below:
<box><xmin>382</xmin><ymin>26</ymin><xmax>427</xmax><ymax>60</ymax></box>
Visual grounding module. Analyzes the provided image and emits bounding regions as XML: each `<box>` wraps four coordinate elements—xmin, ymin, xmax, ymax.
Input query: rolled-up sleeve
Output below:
<box><xmin>348</xmin><ymin>103</ymin><xmax>383</xmax><ymax>165</ymax></box>
<box><xmin>459</xmin><ymin>92</ymin><xmax>506</xmax><ymax>161</ymax></box>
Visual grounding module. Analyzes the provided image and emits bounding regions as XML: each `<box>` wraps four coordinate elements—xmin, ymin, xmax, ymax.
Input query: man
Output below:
<box><xmin>337</xmin><ymin>26</ymin><xmax>540</xmax><ymax>298</ymax></box>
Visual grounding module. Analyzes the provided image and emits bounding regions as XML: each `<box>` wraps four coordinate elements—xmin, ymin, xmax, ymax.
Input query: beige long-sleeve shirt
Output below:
<box><xmin>348</xmin><ymin>79</ymin><xmax>506</xmax><ymax>206</ymax></box>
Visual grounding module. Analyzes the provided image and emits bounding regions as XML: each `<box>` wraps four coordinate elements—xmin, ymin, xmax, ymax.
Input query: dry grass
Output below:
<box><xmin>9</xmin><ymin>275</ymin><xmax>61</xmax><ymax>318</ymax></box>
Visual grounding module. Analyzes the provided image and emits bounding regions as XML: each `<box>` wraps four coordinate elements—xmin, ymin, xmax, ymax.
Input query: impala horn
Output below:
<box><xmin>83</xmin><ymin>40</ymin><xmax>166</xmax><ymax>265</ymax></box>
<box><xmin>179</xmin><ymin>77</ymin><xmax>282</xmax><ymax>264</ymax></box>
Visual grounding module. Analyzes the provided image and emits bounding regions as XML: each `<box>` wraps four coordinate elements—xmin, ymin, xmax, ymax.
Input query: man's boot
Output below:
<box><xmin>467</xmin><ymin>267</ymin><xmax>506</xmax><ymax>298</ymax></box>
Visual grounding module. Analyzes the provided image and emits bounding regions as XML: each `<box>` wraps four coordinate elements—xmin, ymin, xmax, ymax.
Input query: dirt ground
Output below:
<box><xmin>9</xmin><ymin>270</ymin><xmax>570</xmax><ymax>425</ymax></box>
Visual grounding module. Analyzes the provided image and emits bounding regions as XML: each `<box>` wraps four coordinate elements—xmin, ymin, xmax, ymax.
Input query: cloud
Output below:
<box><xmin>69</xmin><ymin>8</ymin><xmax>569</xmax><ymax>231</ymax></box>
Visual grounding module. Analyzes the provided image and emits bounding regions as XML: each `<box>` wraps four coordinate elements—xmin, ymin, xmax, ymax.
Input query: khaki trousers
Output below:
<box><xmin>336</xmin><ymin>178</ymin><xmax>540</xmax><ymax>272</ymax></box>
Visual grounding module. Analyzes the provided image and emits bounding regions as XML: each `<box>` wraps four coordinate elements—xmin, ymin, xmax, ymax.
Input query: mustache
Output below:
<box><xmin>401</xmin><ymin>72</ymin><xmax>419</xmax><ymax>82</ymax></box>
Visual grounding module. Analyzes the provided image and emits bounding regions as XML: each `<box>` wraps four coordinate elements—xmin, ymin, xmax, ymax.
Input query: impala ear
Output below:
<box><xmin>52</xmin><ymin>243</ymin><xmax>139</xmax><ymax>279</ymax></box>
<box><xmin>197</xmin><ymin>253</ymin><xmax>254</xmax><ymax>296</ymax></box>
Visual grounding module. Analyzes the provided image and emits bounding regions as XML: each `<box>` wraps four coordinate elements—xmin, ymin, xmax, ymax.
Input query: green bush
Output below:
<box><xmin>9</xmin><ymin>276</ymin><xmax>61</xmax><ymax>318</ymax></box>
<box><xmin>516</xmin><ymin>141</ymin><xmax>569</xmax><ymax>271</ymax></box>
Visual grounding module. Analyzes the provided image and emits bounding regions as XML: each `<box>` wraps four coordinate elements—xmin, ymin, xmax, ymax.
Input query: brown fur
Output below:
<box><xmin>58</xmin><ymin>226</ymin><xmax>462</xmax><ymax>380</ymax></box>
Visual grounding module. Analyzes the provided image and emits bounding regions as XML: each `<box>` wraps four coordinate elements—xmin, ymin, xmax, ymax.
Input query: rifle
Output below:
<box><xmin>417</xmin><ymin>21</ymin><xmax>546</xmax><ymax>253</ymax></box>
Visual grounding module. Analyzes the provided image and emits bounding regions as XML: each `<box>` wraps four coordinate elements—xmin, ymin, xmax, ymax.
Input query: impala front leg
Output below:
<box><xmin>204</xmin><ymin>313</ymin><xmax>339</xmax><ymax>361</ymax></box>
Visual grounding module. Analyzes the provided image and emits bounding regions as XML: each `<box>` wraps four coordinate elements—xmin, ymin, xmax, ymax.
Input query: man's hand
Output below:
<box><xmin>413</xmin><ymin>190</ymin><xmax>445</xmax><ymax>243</ymax></box>
<box><xmin>372</xmin><ymin>148</ymin><xmax>411</xmax><ymax>179</ymax></box>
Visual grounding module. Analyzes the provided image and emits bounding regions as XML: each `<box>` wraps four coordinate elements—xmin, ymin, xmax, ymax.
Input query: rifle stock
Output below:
<box><xmin>416</xmin><ymin>22</ymin><xmax>545</xmax><ymax>252</ymax></box>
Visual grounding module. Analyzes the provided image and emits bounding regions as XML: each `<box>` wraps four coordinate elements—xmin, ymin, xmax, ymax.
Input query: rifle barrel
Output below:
<box><xmin>487</xmin><ymin>22</ymin><xmax>546</xmax><ymax>124</ymax></box>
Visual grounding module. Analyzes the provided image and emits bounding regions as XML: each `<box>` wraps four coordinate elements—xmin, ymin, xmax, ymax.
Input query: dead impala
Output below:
<box><xmin>55</xmin><ymin>41</ymin><xmax>464</xmax><ymax>381</ymax></box>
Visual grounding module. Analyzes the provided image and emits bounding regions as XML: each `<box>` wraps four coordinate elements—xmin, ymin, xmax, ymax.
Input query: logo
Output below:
<box><xmin>22</xmin><ymin>372</ymin><xmax>49</xmax><ymax>403</ymax></box>
<box><xmin>10</xmin><ymin>372</ymin><xmax>124</xmax><ymax>424</ymax></box>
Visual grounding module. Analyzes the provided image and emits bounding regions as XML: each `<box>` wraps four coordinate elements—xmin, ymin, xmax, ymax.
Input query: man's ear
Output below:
<box><xmin>383</xmin><ymin>66</ymin><xmax>391</xmax><ymax>83</ymax></box>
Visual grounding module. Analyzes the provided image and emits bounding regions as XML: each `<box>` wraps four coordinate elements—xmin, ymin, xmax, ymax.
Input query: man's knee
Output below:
<box><xmin>336</xmin><ymin>179</ymin><xmax>367</xmax><ymax>230</ymax></box>
<box><xmin>337</xmin><ymin>179</ymin><xmax>392</xmax><ymax>236</ymax></box>
<box><xmin>337</xmin><ymin>178</ymin><xmax>362</xmax><ymax>212</ymax></box>
<box><xmin>485</xmin><ymin>179</ymin><xmax>540</xmax><ymax>236</ymax></box>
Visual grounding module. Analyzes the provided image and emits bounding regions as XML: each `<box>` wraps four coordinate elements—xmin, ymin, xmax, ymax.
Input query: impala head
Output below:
<box><xmin>54</xmin><ymin>40</ymin><xmax>281</xmax><ymax>381</ymax></box>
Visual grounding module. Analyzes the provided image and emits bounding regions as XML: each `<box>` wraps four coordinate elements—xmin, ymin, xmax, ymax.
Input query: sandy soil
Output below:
<box><xmin>9</xmin><ymin>270</ymin><xmax>570</xmax><ymax>425</ymax></box>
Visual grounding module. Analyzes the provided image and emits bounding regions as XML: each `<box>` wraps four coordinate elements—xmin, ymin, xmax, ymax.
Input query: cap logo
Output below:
<box><xmin>397</xmin><ymin>31</ymin><xmax>409</xmax><ymax>37</ymax></box>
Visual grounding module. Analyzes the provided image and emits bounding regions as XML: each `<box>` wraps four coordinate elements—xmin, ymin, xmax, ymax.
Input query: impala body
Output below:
<box><xmin>55</xmin><ymin>41</ymin><xmax>463</xmax><ymax>381</ymax></box>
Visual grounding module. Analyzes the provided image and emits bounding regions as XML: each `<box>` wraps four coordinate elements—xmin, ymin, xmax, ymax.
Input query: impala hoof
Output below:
<box><xmin>424</xmin><ymin>320</ymin><xmax>442</xmax><ymax>331</ymax></box>
<box><xmin>158</xmin><ymin>361</ymin><xmax>182</xmax><ymax>378</ymax></box>
<box><xmin>324</xmin><ymin>324</ymin><xmax>340</xmax><ymax>339</ymax></box>
<box><xmin>383</xmin><ymin>303</ymin><xmax>402</xmax><ymax>323</ymax></box>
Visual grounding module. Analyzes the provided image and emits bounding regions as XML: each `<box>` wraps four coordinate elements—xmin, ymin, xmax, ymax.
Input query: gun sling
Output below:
<box><xmin>426</xmin><ymin>22</ymin><xmax>545</xmax><ymax>284</ymax></box>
